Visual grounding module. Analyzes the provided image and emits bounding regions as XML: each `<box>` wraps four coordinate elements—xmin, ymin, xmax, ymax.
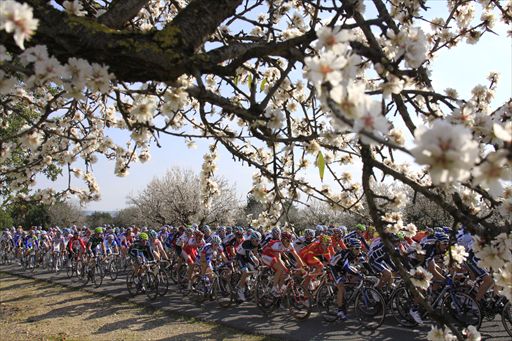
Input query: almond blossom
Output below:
<box><xmin>409</xmin><ymin>266</ymin><xmax>433</xmax><ymax>290</ymax></box>
<box><xmin>0</xmin><ymin>1</ymin><xmax>39</xmax><ymax>49</ymax></box>
<box><xmin>411</xmin><ymin>120</ymin><xmax>479</xmax><ymax>184</ymax></box>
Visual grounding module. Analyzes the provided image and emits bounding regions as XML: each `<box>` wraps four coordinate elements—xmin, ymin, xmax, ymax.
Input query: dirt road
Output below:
<box><xmin>0</xmin><ymin>272</ymin><xmax>268</xmax><ymax>341</ymax></box>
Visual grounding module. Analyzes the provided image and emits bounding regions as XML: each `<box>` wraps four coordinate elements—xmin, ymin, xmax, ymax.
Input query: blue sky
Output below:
<box><xmin>37</xmin><ymin>1</ymin><xmax>512</xmax><ymax>212</ymax></box>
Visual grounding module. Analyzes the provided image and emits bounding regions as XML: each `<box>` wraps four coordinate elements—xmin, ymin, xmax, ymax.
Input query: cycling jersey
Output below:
<box><xmin>128</xmin><ymin>240</ymin><xmax>154</xmax><ymax>263</ymax></box>
<box><xmin>236</xmin><ymin>240</ymin><xmax>259</xmax><ymax>271</ymax></box>
<box><xmin>196</xmin><ymin>243</ymin><xmax>225</xmax><ymax>266</ymax></box>
<box><xmin>67</xmin><ymin>236</ymin><xmax>86</xmax><ymax>254</ymax></box>
<box><xmin>261</xmin><ymin>240</ymin><xmax>292</xmax><ymax>267</ymax></box>
<box><xmin>368</xmin><ymin>239</ymin><xmax>397</xmax><ymax>273</ymax></box>
<box><xmin>299</xmin><ymin>241</ymin><xmax>334</xmax><ymax>268</ymax></box>
<box><xmin>293</xmin><ymin>236</ymin><xmax>313</xmax><ymax>252</ymax></box>
<box><xmin>343</xmin><ymin>231</ymin><xmax>370</xmax><ymax>250</ymax></box>
<box><xmin>329</xmin><ymin>249</ymin><xmax>361</xmax><ymax>284</ymax></box>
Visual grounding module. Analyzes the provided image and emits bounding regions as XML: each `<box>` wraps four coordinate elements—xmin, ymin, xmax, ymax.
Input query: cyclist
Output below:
<box><xmin>329</xmin><ymin>238</ymin><xmax>364</xmax><ymax>320</ymax></box>
<box><xmin>368</xmin><ymin>233</ymin><xmax>402</xmax><ymax>289</ymax></box>
<box><xmin>223</xmin><ymin>226</ymin><xmax>244</xmax><ymax>259</ymax></box>
<box><xmin>104</xmin><ymin>234</ymin><xmax>121</xmax><ymax>256</ymax></box>
<box><xmin>261</xmin><ymin>231</ymin><xmax>305</xmax><ymax>296</ymax></box>
<box><xmin>331</xmin><ymin>227</ymin><xmax>347</xmax><ymax>252</ymax></box>
<box><xmin>236</xmin><ymin>231</ymin><xmax>261</xmax><ymax>301</ymax></box>
<box><xmin>149</xmin><ymin>230</ymin><xmax>168</xmax><ymax>261</ymax></box>
<box><xmin>86</xmin><ymin>227</ymin><xmax>107</xmax><ymax>259</ymax></box>
<box><xmin>67</xmin><ymin>231</ymin><xmax>86</xmax><ymax>259</ymax></box>
<box><xmin>344</xmin><ymin>224</ymin><xmax>370</xmax><ymax>250</ymax></box>
<box><xmin>293</xmin><ymin>228</ymin><xmax>315</xmax><ymax>252</ymax></box>
<box><xmin>197</xmin><ymin>235</ymin><xmax>228</xmax><ymax>281</ymax></box>
<box><xmin>128</xmin><ymin>232</ymin><xmax>156</xmax><ymax>276</ymax></box>
<box><xmin>299</xmin><ymin>234</ymin><xmax>335</xmax><ymax>290</ymax></box>
<box><xmin>261</xmin><ymin>226</ymin><xmax>281</xmax><ymax>248</ymax></box>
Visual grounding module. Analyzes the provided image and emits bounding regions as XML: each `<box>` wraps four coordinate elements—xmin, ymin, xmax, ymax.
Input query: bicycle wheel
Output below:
<box><xmin>66</xmin><ymin>260</ymin><xmax>75</xmax><ymax>278</ymax></box>
<box><xmin>502</xmin><ymin>301</ymin><xmax>512</xmax><ymax>337</ymax></box>
<box><xmin>91</xmin><ymin>263</ymin><xmax>104</xmax><ymax>288</ymax></box>
<box><xmin>389</xmin><ymin>286</ymin><xmax>417</xmax><ymax>327</ymax></box>
<box><xmin>126</xmin><ymin>273</ymin><xmax>138</xmax><ymax>297</ymax></box>
<box><xmin>255</xmin><ymin>273</ymin><xmax>276</xmax><ymax>315</ymax></box>
<box><xmin>354</xmin><ymin>287</ymin><xmax>386</xmax><ymax>330</ymax></box>
<box><xmin>191</xmin><ymin>276</ymin><xmax>209</xmax><ymax>304</ymax></box>
<box><xmin>144</xmin><ymin>272</ymin><xmax>159</xmax><ymax>300</ymax></box>
<box><xmin>316</xmin><ymin>283</ymin><xmax>338</xmax><ymax>322</ymax></box>
<box><xmin>215</xmin><ymin>275</ymin><xmax>233</xmax><ymax>308</ymax></box>
<box><xmin>169</xmin><ymin>260</ymin><xmax>180</xmax><ymax>284</ymax></box>
<box><xmin>177</xmin><ymin>264</ymin><xmax>189</xmax><ymax>291</ymax></box>
<box><xmin>29</xmin><ymin>255</ymin><xmax>36</xmax><ymax>272</ymax></box>
<box><xmin>109</xmin><ymin>260</ymin><xmax>119</xmax><ymax>281</ymax></box>
<box><xmin>157</xmin><ymin>271</ymin><xmax>170</xmax><ymax>296</ymax></box>
<box><xmin>441</xmin><ymin>291</ymin><xmax>482</xmax><ymax>330</ymax></box>
<box><xmin>286</xmin><ymin>283</ymin><xmax>313</xmax><ymax>320</ymax></box>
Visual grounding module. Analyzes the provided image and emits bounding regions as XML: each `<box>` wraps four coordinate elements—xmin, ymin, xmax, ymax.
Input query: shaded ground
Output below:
<box><xmin>0</xmin><ymin>272</ymin><xmax>269</xmax><ymax>341</ymax></box>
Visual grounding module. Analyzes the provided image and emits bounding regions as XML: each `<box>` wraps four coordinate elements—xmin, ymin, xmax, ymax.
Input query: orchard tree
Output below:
<box><xmin>128</xmin><ymin>167</ymin><xmax>239</xmax><ymax>226</ymax></box>
<box><xmin>0</xmin><ymin>1</ymin><xmax>511</xmax><ymax>338</ymax></box>
<box><xmin>47</xmin><ymin>200</ymin><xmax>84</xmax><ymax>226</ymax></box>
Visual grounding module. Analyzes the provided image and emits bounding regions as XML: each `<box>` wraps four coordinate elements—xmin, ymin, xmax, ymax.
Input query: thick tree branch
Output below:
<box><xmin>98</xmin><ymin>0</ymin><xmax>151</xmax><ymax>29</ymax></box>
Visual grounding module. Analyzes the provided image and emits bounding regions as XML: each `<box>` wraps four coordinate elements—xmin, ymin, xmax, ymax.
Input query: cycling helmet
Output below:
<box><xmin>434</xmin><ymin>232</ymin><xmax>449</xmax><ymax>244</ymax></box>
<box><xmin>333</xmin><ymin>227</ymin><xmax>342</xmax><ymax>236</ymax></box>
<box><xmin>203</xmin><ymin>226</ymin><xmax>211</xmax><ymax>235</ymax></box>
<box><xmin>355</xmin><ymin>224</ymin><xmax>366</xmax><ymax>232</ymax></box>
<box><xmin>281</xmin><ymin>231</ymin><xmax>292</xmax><ymax>241</ymax></box>
<box><xmin>95</xmin><ymin>227</ymin><xmax>103</xmax><ymax>234</ymax></box>
<box><xmin>271</xmin><ymin>227</ymin><xmax>281</xmax><ymax>237</ymax></box>
<box><xmin>217</xmin><ymin>226</ymin><xmax>226</xmax><ymax>234</ymax></box>
<box><xmin>316</xmin><ymin>225</ymin><xmax>325</xmax><ymax>233</ymax></box>
<box><xmin>185</xmin><ymin>227</ymin><xmax>194</xmax><ymax>235</ymax></box>
<box><xmin>250</xmin><ymin>231</ymin><xmax>261</xmax><ymax>240</ymax></box>
<box><xmin>149</xmin><ymin>230</ymin><xmax>158</xmax><ymax>239</ymax></box>
<box><xmin>234</xmin><ymin>226</ymin><xmax>244</xmax><ymax>235</ymax></box>
<box><xmin>210</xmin><ymin>235</ymin><xmax>222</xmax><ymax>245</ymax></box>
<box><xmin>339</xmin><ymin>226</ymin><xmax>348</xmax><ymax>235</ymax></box>
<box><xmin>139</xmin><ymin>232</ymin><xmax>149</xmax><ymax>241</ymax></box>
<box><xmin>320</xmin><ymin>235</ymin><xmax>331</xmax><ymax>244</ymax></box>
<box><xmin>226</xmin><ymin>226</ymin><xmax>233</xmax><ymax>234</ymax></box>
<box><xmin>304</xmin><ymin>229</ymin><xmax>315</xmax><ymax>239</ymax></box>
<box><xmin>108</xmin><ymin>234</ymin><xmax>115</xmax><ymax>241</ymax></box>
<box><xmin>346</xmin><ymin>238</ymin><xmax>362</xmax><ymax>249</ymax></box>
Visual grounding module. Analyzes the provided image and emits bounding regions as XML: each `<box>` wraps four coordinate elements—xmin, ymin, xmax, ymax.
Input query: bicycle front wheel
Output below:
<box><xmin>316</xmin><ymin>283</ymin><xmax>338</xmax><ymax>322</ymax></box>
<box><xmin>144</xmin><ymin>272</ymin><xmax>159</xmax><ymax>300</ymax></box>
<box><xmin>354</xmin><ymin>287</ymin><xmax>386</xmax><ymax>330</ymax></box>
<box><xmin>286</xmin><ymin>284</ymin><xmax>313</xmax><ymax>320</ymax></box>
<box><xmin>441</xmin><ymin>291</ymin><xmax>482</xmax><ymax>330</ymax></box>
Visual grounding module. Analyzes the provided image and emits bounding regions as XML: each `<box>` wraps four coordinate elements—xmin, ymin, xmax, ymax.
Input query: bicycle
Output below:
<box><xmin>316</xmin><ymin>272</ymin><xmax>386</xmax><ymax>329</ymax></box>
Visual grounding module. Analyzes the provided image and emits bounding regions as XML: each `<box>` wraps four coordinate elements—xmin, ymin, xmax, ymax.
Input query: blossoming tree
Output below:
<box><xmin>0</xmin><ymin>0</ymin><xmax>511</xmax><ymax>339</ymax></box>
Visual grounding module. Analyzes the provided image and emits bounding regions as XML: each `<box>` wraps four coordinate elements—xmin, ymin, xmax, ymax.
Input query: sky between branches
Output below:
<box><xmin>35</xmin><ymin>0</ymin><xmax>512</xmax><ymax>212</ymax></box>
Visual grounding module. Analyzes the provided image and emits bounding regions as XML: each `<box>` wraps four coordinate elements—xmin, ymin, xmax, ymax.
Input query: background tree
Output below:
<box><xmin>129</xmin><ymin>167</ymin><xmax>239</xmax><ymax>226</ymax></box>
<box><xmin>48</xmin><ymin>200</ymin><xmax>84</xmax><ymax>226</ymax></box>
<box><xmin>85</xmin><ymin>211</ymin><xmax>113</xmax><ymax>227</ymax></box>
<box><xmin>113</xmin><ymin>206</ymin><xmax>145</xmax><ymax>227</ymax></box>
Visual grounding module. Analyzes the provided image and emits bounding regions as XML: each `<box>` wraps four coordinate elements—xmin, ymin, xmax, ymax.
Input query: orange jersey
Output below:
<box><xmin>299</xmin><ymin>241</ymin><xmax>334</xmax><ymax>262</ymax></box>
<box><xmin>331</xmin><ymin>236</ymin><xmax>347</xmax><ymax>251</ymax></box>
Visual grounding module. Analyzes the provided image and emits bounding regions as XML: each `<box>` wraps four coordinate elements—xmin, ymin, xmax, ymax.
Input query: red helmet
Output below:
<box><xmin>194</xmin><ymin>231</ymin><xmax>204</xmax><ymax>239</ymax></box>
<box><xmin>281</xmin><ymin>231</ymin><xmax>292</xmax><ymax>241</ymax></box>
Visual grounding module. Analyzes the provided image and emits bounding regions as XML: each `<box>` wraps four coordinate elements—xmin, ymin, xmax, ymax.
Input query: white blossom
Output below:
<box><xmin>0</xmin><ymin>1</ymin><xmax>39</xmax><ymax>49</ymax></box>
<box><xmin>411</xmin><ymin>120</ymin><xmax>479</xmax><ymax>184</ymax></box>
<box><xmin>63</xmin><ymin>1</ymin><xmax>87</xmax><ymax>17</ymax></box>
<box><xmin>409</xmin><ymin>266</ymin><xmax>433</xmax><ymax>290</ymax></box>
